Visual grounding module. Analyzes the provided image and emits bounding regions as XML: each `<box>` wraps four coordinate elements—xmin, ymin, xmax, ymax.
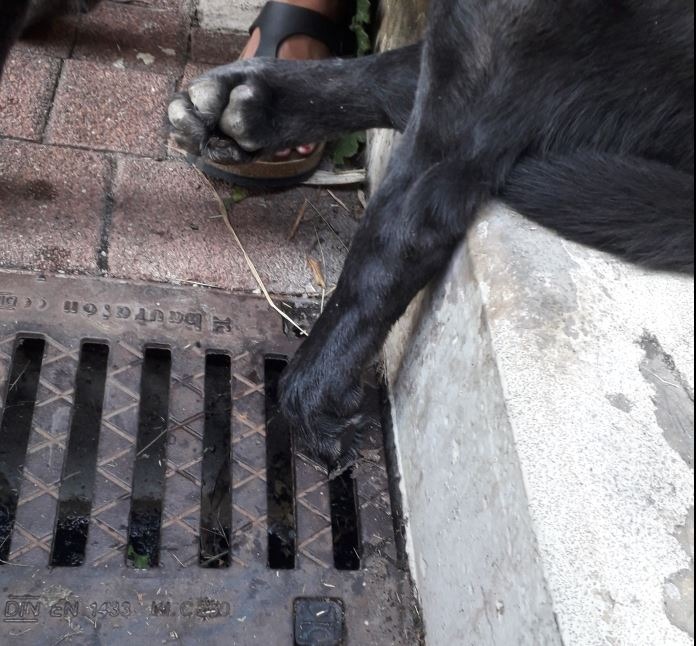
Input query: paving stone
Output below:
<box><xmin>0</xmin><ymin>140</ymin><xmax>109</xmax><ymax>274</ymax></box>
<box><xmin>107</xmin><ymin>156</ymin><xmax>357</xmax><ymax>293</ymax></box>
<box><xmin>0</xmin><ymin>0</ymin><xmax>359</xmax><ymax>294</ymax></box>
<box><xmin>45</xmin><ymin>60</ymin><xmax>173</xmax><ymax>157</ymax></box>
<box><xmin>197</xmin><ymin>0</ymin><xmax>264</xmax><ymax>32</ymax></box>
<box><xmin>73</xmin><ymin>2</ymin><xmax>189</xmax><ymax>74</ymax></box>
<box><xmin>190</xmin><ymin>27</ymin><xmax>246</xmax><ymax>66</ymax></box>
<box><xmin>0</xmin><ymin>52</ymin><xmax>61</xmax><ymax>141</ymax></box>
<box><xmin>124</xmin><ymin>0</ymin><xmax>192</xmax><ymax>13</ymax></box>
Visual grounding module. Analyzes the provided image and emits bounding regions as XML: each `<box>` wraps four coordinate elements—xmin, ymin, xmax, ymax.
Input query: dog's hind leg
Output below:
<box><xmin>501</xmin><ymin>153</ymin><xmax>695</xmax><ymax>274</ymax></box>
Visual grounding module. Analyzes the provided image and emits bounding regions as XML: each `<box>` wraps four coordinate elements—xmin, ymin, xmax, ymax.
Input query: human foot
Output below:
<box><xmin>241</xmin><ymin>0</ymin><xmax>344</xmax><ymax>159</ymax></box>
<box><xmin>170</xmin><ymin>0</ymin><xmax>353</xmax><ymax>187</ymax></box>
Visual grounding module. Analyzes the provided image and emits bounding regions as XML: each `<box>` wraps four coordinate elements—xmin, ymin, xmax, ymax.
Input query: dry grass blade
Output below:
<box><xmin>136</xmin><ymin>428</ymin><xmax>168</xmax><ymax>457</ymax></box>
<box><xmin>307</xmin><ymin>257</ymin><xmax>326</xmax><ymax>289</ymax></box>
<box><xmin>8</xmin><ymin>361</ymin><xmax>29</xmax><ymax>391</ymax></box>
<box><xmin>288</xmin><ymin>199</ymin><xmax>309</xmax><ymax>240</ymax></box>
<box><xmin>305</xmin><ymin>199</ymin><xmax>349</xmax><ymax>251</ymax></box>
<box><xmin>175</xmin><ymin>278</ymin><xmax>223</xmax><ymax>289</ymax></box>
<box><xmin>327</xmin><ymin>189</ymin><xmax>351</xmax><ymax>213</ymax></box>
<box><xmin>53</xmin><ymin>628</ymin><xmax>84</xmax><ymax>645</ymax></box>
<box><xmin>0</xmin><ymin>557</ymin><xmax>30</xmax><ymax>567</ymax></box>
<box><xmin>313</xmin><ymin>223</ymin><xmax>328</xmax><ymax>311</ymax></box>
<box><xmin>170</xmin><ymin>552</ymin><xmax>186</xmax><ymax>567</ymax></box>
<box><xmin>357</xmin><ymin>189</ymin><xmax>368</xmax><ymax>210</ymax></box>
<box><xmin>192</xmin><ymin>167</ymin><xmax>309</xmax><ymax>337</ymax></box>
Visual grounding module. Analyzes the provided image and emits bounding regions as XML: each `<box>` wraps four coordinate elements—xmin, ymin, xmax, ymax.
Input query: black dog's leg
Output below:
<box><xmin>277</xmin><ymin>142</ymin><xmax>491</xmax><ymax>469</ymax></box>
<box><xmin>0</xmin><ymin>0</ymin><xmax>29</xmax><ymax>80</ymax></box>
<box><xmin>168</xmin><ymin>44</ymin><xmax>422</xmax><ymax>164</ymax></box>
<box><xmin>275</xmin><ymin>0</ymin><xmax>542</xmax><ymax>468</ymax></box>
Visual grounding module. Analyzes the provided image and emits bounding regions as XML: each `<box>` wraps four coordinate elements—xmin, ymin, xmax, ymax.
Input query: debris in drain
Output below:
<box><xmin>282</xmin><ymin>302</ymin><xmax>321</xmax><ymax>338</ymax></box>
<box><xmin>330</xmin><ymin>470</ymin><xmax>362</xmax><ymax>571</ymax></box>
<box><xmin>199</xmin><ymin>353</ymin><xmax>232</xmax><ymax>568</ymax></box>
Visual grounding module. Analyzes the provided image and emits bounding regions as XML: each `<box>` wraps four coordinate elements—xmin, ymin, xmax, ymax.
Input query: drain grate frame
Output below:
<box><xmin>0</xmin><ymin>274</ymin><xmax>421</xmax><ymax>645</ymax></box>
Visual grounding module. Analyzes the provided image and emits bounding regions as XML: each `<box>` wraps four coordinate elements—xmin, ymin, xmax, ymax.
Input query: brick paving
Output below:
<box><xmin>45</xmin><ymin>60</ymin><xmax>174</xmax><ymax>156</ymax></box>
<box><xmin>73</xmin><ymin>2</ymin><xmax>189</xmax><ymax>74</ymax></box>
<box><xmin>0</xmin><ymin>140</ymin><xmax>110</xmax><ymax>274</ymax></box>
<box><xmin>0</xmin><ymin>52</ymin><xmax>61</xmax><ymax>141</ymax></box>
<box><xmin>0</xmin><ymin>0</ymin><xmax>360</xmax><ymax>295</ymax></box>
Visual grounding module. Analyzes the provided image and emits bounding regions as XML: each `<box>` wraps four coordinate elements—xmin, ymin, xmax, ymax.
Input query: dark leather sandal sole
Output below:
<box><xmin>186</xmin><ymin>144</ymin><xmax>324</xmax><ymax>189</ymax></box>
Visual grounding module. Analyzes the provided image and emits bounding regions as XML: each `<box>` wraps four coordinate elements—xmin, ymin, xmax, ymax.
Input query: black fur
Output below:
<box><xmin>502</xmin><ymin>153</ymin><xmax>694</xmax><ymax>272</ymax></box>
<box><xmin>171</xmin><ymin>0</ymin><xmax>694</xmax><ymax>470</ymax></box>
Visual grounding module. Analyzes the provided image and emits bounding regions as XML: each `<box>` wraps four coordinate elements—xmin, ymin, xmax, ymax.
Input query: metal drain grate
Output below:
<box><xmin>0</xmin><ymin>274</ymin><xmax>421</xmax><ymax>645</ymax></box>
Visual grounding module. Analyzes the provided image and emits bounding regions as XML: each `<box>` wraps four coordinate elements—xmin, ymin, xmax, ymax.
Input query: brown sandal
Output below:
<box><xmin>187</xmin><ymin>1</ymin><xmax>353</xmax><ymax>188</ymax></box>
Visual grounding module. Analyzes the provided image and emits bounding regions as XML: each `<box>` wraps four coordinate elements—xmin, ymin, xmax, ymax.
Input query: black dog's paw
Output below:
<box><xmin>278</xmin><ymin>362</ymin><xmax>367</xmax><ymax>472</ymax></box>
<box><xmin>168</xmin><ymin>60</ymin><xmax>286</xmax><ymax>163</ymax></box>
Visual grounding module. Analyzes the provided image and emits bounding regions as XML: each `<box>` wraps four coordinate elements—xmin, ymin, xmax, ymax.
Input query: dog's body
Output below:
<box><xmin>170</xmin><ymin>0</ymin><xmax>694</xmax><ymax>468</ymax></box>
<box><xmin>171</xmin><ymin>0</ymin><xmax>694</xmax><ymax>468</ymax></box>
<box><xmin>2</xmin><ymin>0</ymin><xmax>693</xmax><ymax>468</ymax></box>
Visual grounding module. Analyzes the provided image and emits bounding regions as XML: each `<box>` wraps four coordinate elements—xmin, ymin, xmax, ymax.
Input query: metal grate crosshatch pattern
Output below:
<box><xmin>0</xmin><ymin>273</ymin><xmax>421</xmax><ymax>645</ymax></box>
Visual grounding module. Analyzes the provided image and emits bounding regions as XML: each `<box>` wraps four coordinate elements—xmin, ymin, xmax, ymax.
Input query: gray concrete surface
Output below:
<box><xmin>197</xmin><ymin>0</ymin><xmax>265</xmax><ymax>32</ymax></box>
<box><xmin>385</xmin><ymin>206</ymin><xmax>694</xmax><ymax>646</ymax></box>
<box><xmin>374</xmin><ymin>1</ymin><xmax>695</xmax><ymax>645</ymax></box>
<box><xmin>385</xmin><ymin>246</ymin><xmax>562</xmax><ymax>645</ymax></box>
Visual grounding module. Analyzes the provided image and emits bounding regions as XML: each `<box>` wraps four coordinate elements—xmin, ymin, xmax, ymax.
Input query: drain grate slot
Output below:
<box><xmin>127</xmin><ymin>347</ymin><xmax>172</xmax><ymax>568</ymax></box>
<box><xmin>50</xmin><ymin>342</ymin><xmax>110</xmax><ymax>567</ymax></box>
<box><xmin>199</xmin><ymin>353</ymin><xmax>233</xmax><ymax>568</ymax></box>
<box><xmin>330</xmin><ymin>469</ymin><xmax>362</xmax><ymax>570</ymax></box>
<box><xmin>264</xmin><ymin>355</ymin><xmax>296</xmax><ymax>570</ymax></box>
<box><xmin>0</xmin><ymin>337</ymin><xmax>45</xmax><ymax>562</ymax></box>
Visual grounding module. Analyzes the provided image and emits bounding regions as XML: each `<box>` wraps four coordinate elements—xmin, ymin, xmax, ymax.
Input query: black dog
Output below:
<box><xmin>170</xmin><ymin>0</ymin><xmax>694</xmax><ymax>470</ymax></box>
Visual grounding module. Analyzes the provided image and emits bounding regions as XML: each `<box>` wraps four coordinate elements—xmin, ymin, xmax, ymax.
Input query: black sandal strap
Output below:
<box><xmin>250</xmin><ymin>1</ymin><xmax>352</xmax><ymax>57</ymax></box>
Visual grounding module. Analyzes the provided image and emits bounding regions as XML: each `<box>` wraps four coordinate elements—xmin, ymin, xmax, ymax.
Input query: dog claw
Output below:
<box><xmin>328</xmin><ymin>448</ymin><xmax>361</xmax><ymax>480</ymax></box>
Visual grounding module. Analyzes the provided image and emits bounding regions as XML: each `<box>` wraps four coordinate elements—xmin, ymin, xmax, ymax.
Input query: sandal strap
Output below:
<box><xmin>250</xmin><ymin>1</ymin><xmax>353</xmax><ymax>57</ymax></box>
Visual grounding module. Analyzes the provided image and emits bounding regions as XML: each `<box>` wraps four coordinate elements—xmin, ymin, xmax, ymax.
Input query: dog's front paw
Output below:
<box><xmin>279</xmin><ymin>361</ymin><xmax>366</xmax><ymax>473</ymax></box>
<box><xmin>168</xmin><ymin>61</ymin><xmax>284</xmax><ymax>163</ymax></box>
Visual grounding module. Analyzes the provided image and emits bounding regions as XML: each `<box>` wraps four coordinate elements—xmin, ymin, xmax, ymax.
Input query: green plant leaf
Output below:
<box><xmin>221</xmin><ymin>187</ymin><xmax>249</xmax><ymax>210</ymax></box>
<box><xmin>331</xmin><ymin>131</ymin><xmax>366</xmax><ymax>167</ymax></box>
<box><xmin>230</xmin><ymin>186</ymin><xmax>249</xmax><ymax>203</ymax></box>
<box><xmin>127</xmin><ymin>545</ymin><xmax>150</xmax><ymax>569</ymax></box>
<box><xmin>350</xmin><ymin>0</ymin><xmax>372</xmax><ymax>56</ymax></box>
